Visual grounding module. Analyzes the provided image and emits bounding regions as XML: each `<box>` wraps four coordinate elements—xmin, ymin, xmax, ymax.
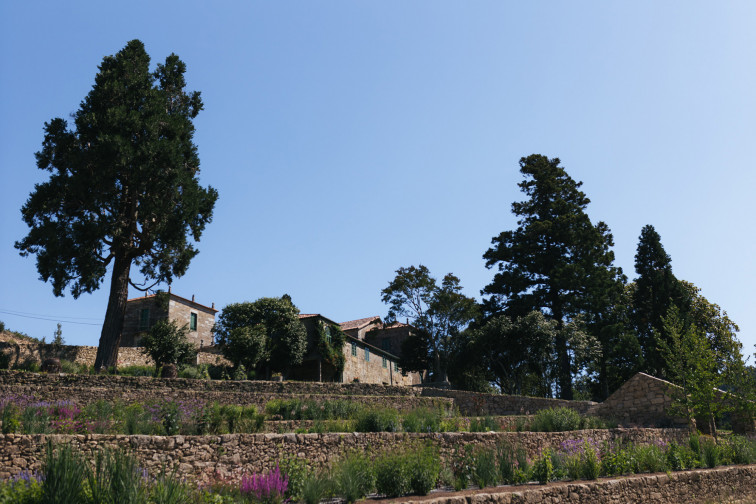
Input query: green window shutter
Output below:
<box><xmin>382</xmin><ymin>356</ymin><xmax>387</xmax><ymax>368</ymax></box>
<box><xmin>394</xmin><ymin>362</ymin><xmax>399</xmax><ymax>372</ymax></box>
<box><xmin>364</xmin><ymin>348</ymin><xmax>369</xmax><ymax>362</ymax></box>
<box><xmin>139</xmin><ymin>308</ymin><xmax>150</xmax><ymax>330</ymax></box>
<box><xmin>351</xmin><ymin>342</ymin><xmax>357</xmax><ymax>356</ymax></box>
<box><xmin>325</xmin><ymin>325</ymin><xmax>332</xmax><ymax>344</ymax></box>
<box><xmin>190</xmin><ymin>312</ymin><xmax>197</xmax><ymax>331</ymax></box>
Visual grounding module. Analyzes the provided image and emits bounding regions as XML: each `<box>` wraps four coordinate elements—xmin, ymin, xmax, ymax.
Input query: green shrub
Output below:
<box><xmin>406</xmin><ymin>446</ymin><xmax>441</xmax><ymax>495</ymax></box>
<box><xmin>496</xmin><ymin>441</ymin><xmax>517</xmax><ymax>484</ymax></box>
<box><xmin>333</xmin><ymin>453</ymin><xmax>375</xmax><ymax>504</ymax></box>
<box><xmin>402</xmin><ymin>407</ymin><xmax>443</xmax><ymax>433</ymax></box>
<box><xmin>22</xmin><ymin>406</ymin><xmax>50</xmax><ymax>434</ymax></box>
<box><xmin>59</xmin><ymin>360</ymin><xmax>89</xmax><ymax>374</ymax></box>
<box><xmin>299</xmin><ymin>471</ymin><xmax>332</xmax><ymax>504</ymax></box>
<box><xmin>354</xmin><ymin>407</ymin><xmax>400</xmax><ymax>432</ymax></box>
<box><xmin>374</xmin><ymin>452</ymin><xmax>409</xmax><ymax>497</ymax></box>
<box><xmin>42</xmin><ymin>442</ymin><xmax>88</xmax><ymax>504</ymax></box>
<box><xmin>87</xmin><ymin>448</ymin><xmax>147</xmax><ymax>504</ymax></box>
<box><xmin>530</xmin><ymin>407</ymin><xmax>582</xmax><ymax>432</ymax></box>
<box><xmin>533</xmin><ymin>449</ymin><xmax>554</xmax><ymax>484</ymax></box>
<box><xmin>469</xmin><ymin>416</ymin><xmax>500</xmax><ymax>432</ymax></box>
<box><xmin>726</xmin><ymin>435</ymin><xmax>756</xmax><ymax>465</ymax></box>
<box><xmin>123</xmin><ymin>403</ymin><xmax>148</xmax><ymax>435</ymax></box>
<box><xmin>631</xmin><ymin>444</ymin><xmax>668</xmax><ymax>473</ymax></box>
<box><xmin>665</xmin><ymin>442</ymin><xmax>698</xmax><ymax>471</ymax></box>
<box><xmin>0</xmin><ymin>474</ymin><xmax>43</xmax><ymax>503</ymax></box>
<box><xmin>149</xmin><ymin>465</ymin><xmax>193</xmax><ymax>504</ymax></box>
<box><xmin>701</xmin><ymin>437</ymin><xmax>720</xmax><ymax>468</ymax></box>
<box><xmin>141</xmin><ymin>319</ymin><xmax>197</xmax><ymax>372</ymax></box>
<box><xmin>1</xmin><ymin>403</ymin><xmax>21</xmax><ymax>434</ymax></box>
<box><xmin>472</xmin><ymin>446</ymin><xmax>499</xmax><ymax>489</ymax></box>
<box><xmin>278</xmin><ymin>456</ymin><xmax>309</xmax><ymax>502</ymax></box>
<box><xmin>580</xmin><ymin>442</ymin><xmax>601</xmax><ymax>480</ymax></box>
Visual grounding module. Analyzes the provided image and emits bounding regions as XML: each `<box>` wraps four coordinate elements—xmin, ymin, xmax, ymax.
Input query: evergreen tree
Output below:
<box><xmin>15</xmin><ymin>40</ymin><xmax>217</xmax><ymax>370</ymax></box>
<box><xmin>483</xmin><ymin>155</ymin><xmax>623</xmax><ymax>399</ymax></box>
<box><xmin>632</xmin><ymin>225</ymin><xmax>685</xmax><ymax>377</ymax></box>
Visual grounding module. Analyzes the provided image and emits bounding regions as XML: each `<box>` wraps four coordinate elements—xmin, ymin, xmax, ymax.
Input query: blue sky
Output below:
<box><xmin>1</xmin><ymin>2</ymin><xmax>755</xmax><ymax>358</ymax></box>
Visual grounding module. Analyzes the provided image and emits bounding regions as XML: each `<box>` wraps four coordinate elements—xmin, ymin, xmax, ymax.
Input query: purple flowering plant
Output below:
<box><xmin>240</xmin><ymin>464</ymin><xmax>289</xmax><ymax>504</ymax></box>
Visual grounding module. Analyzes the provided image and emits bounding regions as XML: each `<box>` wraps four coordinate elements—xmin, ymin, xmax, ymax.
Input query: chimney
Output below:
<box><xmin>192</xmin><ymin>294</ymin><xmax>195</xmax><ymax>302</ymax></box>
<box><xmin>211</xmin><ymin>302</ymin><xmax>215</xmax><ymax>309</ymax></box>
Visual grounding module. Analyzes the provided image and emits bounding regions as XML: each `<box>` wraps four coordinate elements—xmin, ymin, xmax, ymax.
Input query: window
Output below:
<box><xmin>351</xmin><ymin>342</ymin><xmax>357</xmax><ymax>357</ymax></box>
<box><xmin>364</xmin><ymin>347</ymin><xmax>370</xmax><ymax>362</ymax></box>
<box><xmin>394</xmin><ymin>362</ymin><xmax>399</xmax><ymax>372</ymax></box>
<box><xmin>325</xmin><ymin>325</ymin><xmax>332</xmax><ymax>344</ymax></box>
<box><xmin>382</xmin><ymin>356</ymin><xmax>387</xmax><ymax>368</ymax></box>
<box><xmin>139</xmin><ymin>309</ymin><xmax>150</xmax><ymax>330</ymax></box>
<box><xmin>190</xmin><ymin>312</ymin><xmax>197</xmax><ymax>331</ymax></box>
<box><xmin>381</xmin><ymin>338</ymin><xmax>391</xmax><ymax>352</ymax></box>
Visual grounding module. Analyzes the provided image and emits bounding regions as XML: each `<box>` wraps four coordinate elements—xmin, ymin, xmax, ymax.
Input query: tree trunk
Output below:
<box><xmin>553</xmin><ymin>304</ymin><xmax>573</xmax><ymax>400</ymax></box>
<box><xmin>93</xmin><ymin>253</ymin><xmax>131</xmax><ymax>370</ymax></box>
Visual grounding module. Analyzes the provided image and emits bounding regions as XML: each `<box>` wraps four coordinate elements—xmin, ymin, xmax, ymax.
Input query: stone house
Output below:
<box><xmin>289</xmin><ymin>314</ymin><xmax>420</xmax><ymax>386</ymax></box>
<box><xmin>340</xmin><ymin>316</ymin><xmax>415</xmax><ymax>365</ymax></box>
<box><xmin>120</xmin><ymin>292</ymin><xmax>218</xmax><ymax>348</ymax></box>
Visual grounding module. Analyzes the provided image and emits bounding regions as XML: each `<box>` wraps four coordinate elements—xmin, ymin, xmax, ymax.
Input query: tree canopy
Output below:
<box><xmin>482</xmin><ymin>154</ymin><xmax>623</xmax><ymax>399</ymax></box>
<box><xmin>15</xmin><ymin>40</ymin><xmax>217</xmax><ymax>369</ymax></box>
<box><xmin>381</xmin><ymin>265</ymin><xmax>478</xmax><ymax>383</ymax></box>
<box><xmin>213</xmin><ymin>296</ymin><xmax>308</xmax><ymax>378</ymax></box>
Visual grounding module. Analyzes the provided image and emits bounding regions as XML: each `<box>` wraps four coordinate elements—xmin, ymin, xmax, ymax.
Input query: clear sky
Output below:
<box><xmin>1</xmin><ymin>2</ymin><xmax>755</xmax><ymax>358</ymax></box>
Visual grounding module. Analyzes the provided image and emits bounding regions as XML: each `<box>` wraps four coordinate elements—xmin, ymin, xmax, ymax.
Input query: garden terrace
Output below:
<box><xmin>0</xmin><ymin>428</ymin><xmax>689</xmax><ymax>481</ymax></box>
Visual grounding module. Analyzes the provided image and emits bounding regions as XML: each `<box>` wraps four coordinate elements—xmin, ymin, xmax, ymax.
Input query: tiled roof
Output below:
<box><xmin>298</xmin><ymin>313</ymin><xmax>340</xmax><ymax>325</ymax></box>
<box><xmin>125</xmin><ymin>292</ymin><xmax>217</xmax><ymax>313</ymax></box>
<box><xmin>340</xmin><ymin>316</ymin><xmax>381</xmax><ymax>331</ymax></box>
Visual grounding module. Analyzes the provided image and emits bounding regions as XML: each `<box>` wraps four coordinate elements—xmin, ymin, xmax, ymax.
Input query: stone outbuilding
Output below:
<box><xmin>120</xmin><ymin>292</ymin><xmax>217</xmax><ymax>348</ymax></box>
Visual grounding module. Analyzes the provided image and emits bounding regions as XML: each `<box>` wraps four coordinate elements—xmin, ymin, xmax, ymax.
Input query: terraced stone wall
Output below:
<box><xmin>0</xmin><ymin>428</ymin><xmax>687</xmax><ymax>482</ymax></box>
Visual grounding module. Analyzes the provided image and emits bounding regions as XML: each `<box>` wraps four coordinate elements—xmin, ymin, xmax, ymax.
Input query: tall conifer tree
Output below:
<box><xmin>16</xmin><ymin>41</ymin><xmax>217</xmax><ymax>369</ymax></box>
<box><xmin>483</xmin><ymin>155</ymin><xmax>623</xmax><ymax>399</ymax></box>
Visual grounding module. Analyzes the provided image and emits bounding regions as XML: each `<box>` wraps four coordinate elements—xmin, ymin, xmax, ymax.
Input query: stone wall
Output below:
<box><xmin>421</xmin><ymin>387</ymin><xmax>598</xmax><ymax>416</ymax></box>
<box><xmin>590</xmin><ymin>373</ymin><xmax>687</xmax><ymax>427</ymax></box>
<box><xmin>403</xmin><ymin>465</ymin><xmax>756</xmax><ymax>504</ymax></box>
<box><xmin>0</xmin><ymin>343</ymin><xmax>229</xmax><ymax>370</ymax></box>
<box><xmin>342</xmin><ymin>339</ymin><xmax>419</xmax><ymax>386</ymax></box>
<box><xmin>0</xmin><ymin>428</ymin><xmax>687</xmax><ymax>482</ymax></box>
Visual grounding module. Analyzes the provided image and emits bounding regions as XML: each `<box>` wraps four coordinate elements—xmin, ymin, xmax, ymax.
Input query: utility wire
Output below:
<box><xmin>0</xmin><ymin>308</ymin><xmax>101</xmax><ymax>320</ymax></box>
<box><xmin>0</xmin><ymin>310</ymin><xmax>102</xmax><ymax>326</ymax></box>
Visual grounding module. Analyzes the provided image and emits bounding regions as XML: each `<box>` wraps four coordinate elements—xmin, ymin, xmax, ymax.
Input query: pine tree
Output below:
<box><xmin>632</xmin><ymin>225</ymin><xmax>685</xmax><ymax>377</ymax></box>
<box><xmin>483</xmin><ymin>155</ymin><xmax>623</xmax><ymax>399</ymax></box>
<box><xmin>15</xmin><ymin>41</ymin><xmax>217</xmax><ymax>370</ymax></box>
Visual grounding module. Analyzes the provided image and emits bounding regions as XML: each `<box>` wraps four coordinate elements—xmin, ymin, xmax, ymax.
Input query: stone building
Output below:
<box><xmin>341</xmin><ymin>316</ymin><xmax>415</xmax><ymax>364</ymax></box>
<box><xmin>289</xmin><ymin>314</ymin><xmax>420</xmax><ymax>386</ymax></box>
<box><xmin>120</xmin><ymin>292</ymin><xmax>217</xmax><ymax>348</ymax></box>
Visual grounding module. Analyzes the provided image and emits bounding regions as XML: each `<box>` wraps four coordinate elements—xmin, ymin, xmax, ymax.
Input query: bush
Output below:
<box><xmin>42</xmin><ymin>442</ymin><xmax>88</xmax><ymax>504</ymax></box>
<box><xmin>406</xmin><ymin>446</ymin><xmax>441</xmax><ymax>495</ymax></box>
<box><xmin>374</xmin><ymin>452</ymin><xmax>409</xmax><ymax>497</ymax></box>
<box><xmin>354</xmin><ymin>407</ymin><xmax>400</xmax><ymax>432</ymax></box>
<box><xmin>473</xmin><ymin>446</ymin><xmax>499</xmax><ymax>489</ymax></box>
<box><xmin>533</xmin><ymin>449</ymin><xmax>554</xmax><ymax>484</ymax></box>
<box><xmin>497</xmin><ymin>441</ymin><xmax>517</xmax><ymax>484</ymax></box>
<box><xmin>116</xmin><ymin>365</ymin><xmax>156</xmax><ymax>377</ymax></box>
<box><xmin>530</xmin><ymin>407</ymin><xmax>582</xmax><ymax>432</ymax></box>
<box><xmin>1</xmin><ymin>403</ymin><xmax>21</xmax><ymax>434</ymax></box>
<box><xmin>580</xmin><ymin>441</ymin><xmax>601</xmax><ymax>480</ymax></box>
<box><xmin>701</xmin><ymin>437</ymin><xmax>720</xmax><ymax>468</ymax></box>
<box><xmin>726</xmin><ymin>435</ymin><xmax>756</xmax><ymax>465</ymax></box>
<box><xmin>299</xmin><ymin>471</ymin><xmax>332</xmax><ymax>504</ymax></box>
<box><xmin>142</xmin><ymin>319</ymin><xmax>197</xmax><ymax>371</ymax></box>
<box><xmin>402</xmin><ymin>407</ymin><xmax>443</xmax><ymax>433</ymax></box>
<box><xmin>333</xmin><ymin>453</ymin><xmax>375</xmax><ymax>503</ymax></box>
<box><xmin>469</xmin><ymin>416</ymin><xmax>500</xmax><ymax>432</ymax></box>
<box><xmin>87</xmin><ymin>448</ymin><xmax>147</xmax><ymax>503</ymax></box>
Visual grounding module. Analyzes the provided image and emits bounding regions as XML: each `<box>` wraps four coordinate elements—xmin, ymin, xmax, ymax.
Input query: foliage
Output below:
<box><xmin>532</xmin><ymin>449</ymin><xmax>554</xmax><ymax>484</ymax></box>
<box><xmin>482</xmin><ymin>154</ymin><xmax>624</xmax><ymax>399</ymax></box>
<box><xmin>401</xmin><ymin>407</ymin><xmax>444</xmax><ymax>433</ymax></box>
<box><xmin>382</xmin><ymin>265</ymin><xmax>478</xmax><ymax>382</ymax></box>
<box><xmin>374</xmin><ymin>452</ymin><xmax>409</xmax><ymax>497</ymax></box>
<box><xmin>240</xmin><ymin>464</ymin><xmax>288</xmax><ymax>504</ymax></box>
<box><xmin>657</xmin><ymin>306</ymin><xmax>720</xmax><ymax>435</ymax></box>
<box><xmin>15</xmin><ymin>40</ymin><xmax>217</xmax><ymax>370</ymax></box>
<box><xmin>472</xmin><ymin>446</ymin><xmax>499</xmax><ymax>489</ymax></box>
<box><xmin>213</xmin><ymin>297</ymin><xmax>307</xmax><ymax>378</ymax></box>
<box><xmin>87</xmin><ymin>447</ymin><xmax>147</xmax><ymax>503</ymax></box>
<box><xmin>315</xmin><ymin>323</ymin><xmax>347</xmax><ymax>379</ymax></box>
<box><xmin>42</xmin><ymin>442</ymin><xmax>87</xmax><ymax>504</ymax></box>
<box><xmin>468</xmin><ymin>416</ymin><xmax>500</xmax><ymax>432</ymax></box>
<box><xmin>472</xmin><ymin>311</ymin><xmax>556</xmax><ymax>396</ymax></box>
<box><xmin>632</xmin><ymin>225</ymin><xmax>685</xmax><ymax>377</ymax></box>
<box><xmin>332</xmin><ymin>453</ymin><xmax>375</xmax><ymax>504</ymax></box>
<box><xmin>354</xmin><ymin>407</ymin><xmax>400</xmax><ymax>432</ymax></box>
<box><xmin>141</xmin><ymin>320</ymin><xmax>197</xmax><ymax>371</ymax></box>
<box><xmin>528</xmin><ymin>407</ymin><xmax>610</xmax><ymax>432</ymax></box>
<box><xmin>298</xmin><ymin>471</ymin><xmax>331</xmax><ymax>504</ymax></box>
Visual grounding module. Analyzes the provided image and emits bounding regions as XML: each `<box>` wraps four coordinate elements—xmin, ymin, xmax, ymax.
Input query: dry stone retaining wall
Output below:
<box><xmin>403</xmin><ymin>465</ymin><xmax>756</xmax><ymax>504</ymax></box>
<box><xmin>420</xmin><ymin>387</ymin><xmax>597</xmax><ymax>416</ymax></box>
<box><xmin>0</xmin><ymin>428</ymin><xmax>687</xmax><ymax>482</ymax></box>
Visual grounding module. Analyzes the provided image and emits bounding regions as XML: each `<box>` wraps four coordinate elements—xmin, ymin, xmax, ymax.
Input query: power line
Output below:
<box><xmin>0</xmin><ymin>310</ymin><xmax>102</xmax><ymax>326</ymax></box>
<box><xmin>0</xmin><ymin>308</ymin><xmax>101</xmax><ymax>321</ymax></box>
